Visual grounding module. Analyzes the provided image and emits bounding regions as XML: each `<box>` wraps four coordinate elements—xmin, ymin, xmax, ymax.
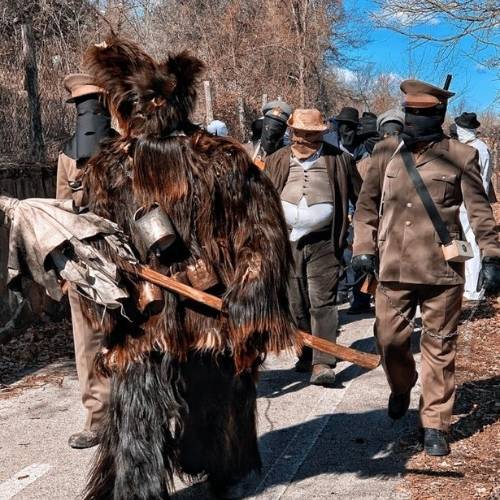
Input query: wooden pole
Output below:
<box><xmin>203</xmin><ymin>81</ymin><xmax>213</xmax><ymax>125</ymax></box>
<box><xmin>238</xmin><ymin>96</ymin><xmax>245</xmax><ymax>140</ymax></box>
<box><xmin>21</xmin><ymin>22</ymin><xmax>45</xmax><ymax>162</ymax></box>
<box><xmin>130</xmin><ymin>264</ymin><xmax>381</xmax><ymax>370</ymax></box>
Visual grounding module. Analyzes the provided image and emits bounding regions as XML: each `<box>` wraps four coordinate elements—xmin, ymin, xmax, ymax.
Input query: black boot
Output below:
<box><xmin>388</xmin><ymin>374</ymin><xmax>417</xmax><ymax>420</ymax></box>
<box><xmin>423</xmin><ymin>428</ymin><xmax>450</xmax><ymax>456</ymax></box>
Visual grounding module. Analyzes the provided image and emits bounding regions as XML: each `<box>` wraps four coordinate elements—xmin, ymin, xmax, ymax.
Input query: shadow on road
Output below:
<box><xmin>172</xmin><ymin>374</ymin><xmax>498</xmax><ymax>499</ymax></box>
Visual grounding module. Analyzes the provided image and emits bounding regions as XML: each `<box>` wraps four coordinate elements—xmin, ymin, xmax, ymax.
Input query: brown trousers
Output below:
<box><xmin>375</xmin><ymin>282</ymin><xmax>463</xmax><ymax>431</ymax></box>
<box><xmin>289</xmin><ymin>231</ymin><xmax>340</xmax><ymax>366</ymax></box>
<box><xmin>68</xmin><ymin>288</ymin><xmax>110</xmax><ymax>431</ymax></box>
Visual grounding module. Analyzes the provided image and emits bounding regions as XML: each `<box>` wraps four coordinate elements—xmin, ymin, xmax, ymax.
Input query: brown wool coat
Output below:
<box><xmin>353</xmin><ymin>136</ymin><xmax>500</xmax><ymax>285</ymax></box>
<box><xmin>265</xmin><ymin>144</ymin><xmax>361</xmax><ymax>261</ymax></box>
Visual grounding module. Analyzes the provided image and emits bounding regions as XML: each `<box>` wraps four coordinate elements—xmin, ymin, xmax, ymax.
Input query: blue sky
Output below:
<box><xmin>341</xmin><ymin>0</ymin><xmax>499</xmax><ymax>113</ymax></box>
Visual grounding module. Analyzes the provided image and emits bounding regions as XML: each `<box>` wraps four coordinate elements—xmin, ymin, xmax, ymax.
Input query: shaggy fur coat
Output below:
<box><xmin>78</xmin><ymin>37</ymin><xmax>296</xmax><ymax>499</ymax></box>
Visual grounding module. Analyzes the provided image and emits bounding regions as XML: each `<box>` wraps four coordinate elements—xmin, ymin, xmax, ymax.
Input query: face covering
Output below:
<box><xmin>338</xmin><ymin>122</ymin><xmax>357</xmax><ymax>150</ymax></box>
<box><xmin>64</xmin><ymin>95</ymin><xmax>112</xmax><ymax>162</ymax></box>
<box><xmin>456</xmin><ymin>124</ymin><xmax>476</xmax><ymax>144</ymax></box>
<box><xmin>291</xmin><ymin>129</ymin><xmax>324</xmax><ymax>160</ymax></box>
<box><xmin>401</xmin><ymin>105</ymin><xmax>445</xmax><ymax>147</ymax></box>
<box><xmin>379</xmin><ymin>121</ymin><xmax>403</xmax><ymax>139</ymax></box>
<box><xmin>261</xmin><ymin>115</ymin><xmax>287</xmax><ymax>155</ymax></box>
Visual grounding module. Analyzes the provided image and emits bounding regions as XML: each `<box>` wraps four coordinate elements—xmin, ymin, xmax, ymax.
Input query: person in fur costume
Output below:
<box><xmin>78</xmin><ymin>36</ymin><xmax>296</xmax><ymax>499</ymax></box>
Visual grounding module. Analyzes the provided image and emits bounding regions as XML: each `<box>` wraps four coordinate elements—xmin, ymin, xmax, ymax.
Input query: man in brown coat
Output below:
<box><xmin>57</xmin><ymin>74</ymin><xmax>112</xmax><ymax>448</ymax></box>
<box><xmin>352</xmin><ymin>79</ymin><xmax>500</xmax><ymax>456</ymax></box>
<box><xmin>266</xmin><ymin>109</ymin><xmax>361</xmax><ymax>385</ymax></box>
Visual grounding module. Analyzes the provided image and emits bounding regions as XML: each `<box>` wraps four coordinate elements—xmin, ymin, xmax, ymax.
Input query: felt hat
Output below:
<box><xmin>377</xmin><ymin>108</ymin><xmax>405</xmax><ymax>130</ymax></box>
<box><xmin>63</xmin><ymin>73</ymin><xmax>104</xmax><ymax>103</ymax></box>
<box><xmin>400</xmin><ymin>79</ymin><xmax>455</xmax><ymax>108</ymax></box>
<box><xmin>334</xmin><ymin>106</ymin><xmax>360</xmax><ymax>124</ymax></box>
<box><xmin>262</xmin><ymin>100</ymin><xmax>293</xmax><ymax>123</ymax></box>
<box><xmin>287</xmin><ymin>109</ymin><xmax>328</xmax><ymax>132</ymax></box>
<box><xmin>359</xmin><ymin>113</ymin><xmax>378</xmax><ymax>136</ymax></box>
<box><xmin>454</xmin><ymin>112</ymin><xmax>481</xmax><ymax>129</ymax></box>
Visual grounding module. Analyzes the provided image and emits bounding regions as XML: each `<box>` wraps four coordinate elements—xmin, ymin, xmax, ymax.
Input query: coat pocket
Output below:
<box><xmin>429</xmin><ymin>174</ymin><xmax>457</xmax><ymax>204</ymax></box>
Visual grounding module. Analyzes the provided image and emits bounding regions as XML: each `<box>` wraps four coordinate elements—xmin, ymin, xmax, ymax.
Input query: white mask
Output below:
<box><xmin>456</xmin><ymin>124</ymin><xmax>476</xmax><ymax>144</ymax></box>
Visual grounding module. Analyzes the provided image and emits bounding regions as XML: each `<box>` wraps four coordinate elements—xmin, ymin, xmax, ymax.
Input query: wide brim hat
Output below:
<box><xmin>454</xmin><ymin>112</ymin><xmax>481</xmax><ymax>129</ymax></box>
<box><xmin>400</xmin><ymin>79</ymin><xmax>455</xmax><ymax>108</ymax></box>
<box><xmin>334</xmin><ymin>106</ymin><xmax>360</xmax><ymax>125</ymax></box>
<box><xmin>287</xmin><ymin>108</ymin><xmax>328</xmax><ymax>132</ymax></box>
<box><xmin>63</xmin><ymin>73</ymin><xmax>104</xmax><ymax>103</ymax></box>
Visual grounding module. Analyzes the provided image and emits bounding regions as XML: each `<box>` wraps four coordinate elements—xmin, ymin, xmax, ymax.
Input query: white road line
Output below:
<box><xmin>0</xmin><ymin>464</ymin><xmax>52</xmax><ymax>500</ymax></box>
<box><xmin>253</xmin><ymin>370</ymin><xmax>357</xmax><ymax>500</ymax></box>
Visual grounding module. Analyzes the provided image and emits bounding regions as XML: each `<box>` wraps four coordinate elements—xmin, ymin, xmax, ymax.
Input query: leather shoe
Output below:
<box><xmin>388</xmin><ymin>374</ymin><xmax>417</xmax><ymax>420</ymax></box>
<box><xmin>68</xmin><ymin>430</ymin><xmax>99</xmax><ymax>449</ymax></box>
<box><xmin>310</xmin><ymin>364</ymin><xmax>336</xmax><ymax>386</ymax></box>
<box><xmin>424</xmin><ymin>428</ymin><xmax>450</xmax><ymax>456</ymax></box>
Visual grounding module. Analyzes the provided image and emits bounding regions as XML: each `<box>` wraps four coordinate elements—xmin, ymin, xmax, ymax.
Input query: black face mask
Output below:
<box><xmin>401</xmin><ymin>105</ymin><xmax>445</xmax><ymax>147</ymax></box>
<box><xmin>63</xmin><ymin>95</ymin><xmax>112</xmax><ymax>162</ymax></box>
<box><xmin>338</xmin><ymin>122</ymin><xmax>357</xmax><ymax>149</ymax></box>
<box><xmin>261</xmin><ymin>115</ymin><xmax>287</xmax><ymax>155</ymax></box>
<box><xmin>379</xmin><ymin>121</ymin><xmax>403</xmax><ymax>139</ymax></box>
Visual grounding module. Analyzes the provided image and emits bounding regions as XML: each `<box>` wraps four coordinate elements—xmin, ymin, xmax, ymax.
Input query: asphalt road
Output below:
<box><xmin>0</xmin><ymin>308</ymin><xmax>419</xmax><ymax>499</ymax></box>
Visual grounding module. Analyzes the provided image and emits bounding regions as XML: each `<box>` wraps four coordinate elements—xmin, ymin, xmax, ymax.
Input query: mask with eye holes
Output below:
<box><xmin>63</xmin><ymin>94</ymin><xmax>112</xmax><ymax>162</ymax></box>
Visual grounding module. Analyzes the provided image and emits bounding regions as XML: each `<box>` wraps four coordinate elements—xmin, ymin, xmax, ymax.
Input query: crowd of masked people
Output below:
<box><xmin>205</xmin><ymin>85</ymin><xmax>499</xmax><ymax>457</ymax></box>
<box><xmin>59</xmin><ymin>72</ymin><xmax>499</xmax><ymax>461</ymax></box>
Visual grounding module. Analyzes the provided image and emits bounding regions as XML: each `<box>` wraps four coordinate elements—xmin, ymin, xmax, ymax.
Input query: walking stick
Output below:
<box><xmin>126</xmin><ymin>263</ymin><xmax>381</xmax><ymax>370</ymax></box>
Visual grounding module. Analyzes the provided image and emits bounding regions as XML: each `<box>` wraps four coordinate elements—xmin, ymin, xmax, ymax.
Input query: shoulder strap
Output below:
<box><xmin>399</xmin><ymin>144</ymin><xmax>452</xmax><ymax>246</ymax></box>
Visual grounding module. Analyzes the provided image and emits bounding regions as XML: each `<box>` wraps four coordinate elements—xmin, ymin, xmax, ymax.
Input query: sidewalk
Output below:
<box><xmin>0</xmin><ymin>309</ymin><xmax>418</xmax><ymax>499</ymax></box>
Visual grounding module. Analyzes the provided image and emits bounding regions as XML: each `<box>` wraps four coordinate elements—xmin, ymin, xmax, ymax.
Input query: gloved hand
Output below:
<box><xmin>479</xmin><ymin>256</ymin><xmax>500</xmax><ymax>296</ymax></box>
<box><xmin>351</xmin><ymin>254</ymin><xmax>378</xmax><ymax>277</ymax></box>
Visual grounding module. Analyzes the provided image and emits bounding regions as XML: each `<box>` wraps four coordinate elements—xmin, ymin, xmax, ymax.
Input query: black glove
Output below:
<box><xmin>479</xmin><ymin>256</ymin><xmax>500</xmax><ymax>296</ymax></box>
<box><xmin>351</xmin><ymin>254</ymin><xmax>378</xmax><ymax>277</ymax></box>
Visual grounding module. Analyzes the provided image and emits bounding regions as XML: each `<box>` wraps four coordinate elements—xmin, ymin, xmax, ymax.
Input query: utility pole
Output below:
<box><xmin>21</xmin><ymin>21</ymin><xmax>45</xmax><ymax>162</ymax></box>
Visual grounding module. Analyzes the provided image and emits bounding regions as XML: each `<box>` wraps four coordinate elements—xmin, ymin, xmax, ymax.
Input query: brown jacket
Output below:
<box><xmin>353</xmin><ymin>136</ymin><xmax>500</xmax><ymax>285</ymax></box>
<box><xmin>265</xmin><ymin>144</ymin><xmax>361</xmax><ymax>260</ymax></box>
<box><xmin>56</xmin><ymin>152</ymin><xmax>85</xmax><ymax>206</ymax></box>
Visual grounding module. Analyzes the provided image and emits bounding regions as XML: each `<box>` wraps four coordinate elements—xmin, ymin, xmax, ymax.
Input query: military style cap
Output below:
<box><xmin>400</xmin><ymin>79</ymin><xmax>455</xmax><ymax>109</ymax></box>
<box><xmin>377</xmin><ymin>108</ymin><xmax>405</xmax><ymax>130</ymax></box>
<box><xmin>63</xmin><ymin>73</ymin><xmax>104</xmax><ymax>103</ymax></box>
<box><xmin>262</xmin><ymin>100</ymin><xmax>292</xmax><ymax>123</ymax></box>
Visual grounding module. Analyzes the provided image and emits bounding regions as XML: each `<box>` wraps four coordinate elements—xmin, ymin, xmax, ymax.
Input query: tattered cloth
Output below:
<box><xmin>0</xmin><ymin>196</ymin><xmax>136</xmax><ymax>309</ymax></box>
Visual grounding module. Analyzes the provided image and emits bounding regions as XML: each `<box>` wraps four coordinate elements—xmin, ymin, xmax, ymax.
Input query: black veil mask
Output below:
<box><xmin>401</xmin><ymin>104</ymin><xmax>445</xmax><ymax>147</ymax></box>
<box><xmin>63</xmin><ymin>94</ymin><xmax>112</xmax><ymax>162</ymax></box>
<box><xmin>338</xmin><ymin>122</ymin><xmax>358</xmax><ymax>150</ymax></box>
<box><xmin>260</xmin><ymin>115</ymin><xmax>287</xmax><ymax>155</ymax></box>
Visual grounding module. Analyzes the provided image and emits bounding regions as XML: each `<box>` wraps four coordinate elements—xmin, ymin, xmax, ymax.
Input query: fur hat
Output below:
<box><xmin>84</xmin><ymin>36</ymin><xmax>205</xmax><ymax>137</ymax></box>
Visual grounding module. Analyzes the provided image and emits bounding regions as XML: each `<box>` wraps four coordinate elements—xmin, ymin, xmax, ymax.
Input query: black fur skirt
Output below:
<box><xmin>83</xmin><ymin>351</ymin><xmax>261</xmax><ymax>499</ymax></box>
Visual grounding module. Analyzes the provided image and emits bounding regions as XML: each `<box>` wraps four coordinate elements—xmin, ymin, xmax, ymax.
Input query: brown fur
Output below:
<box><xmin>80</xmin><ymin>36</ymin><xmax>296</xmax><ymax>499</ymax></box>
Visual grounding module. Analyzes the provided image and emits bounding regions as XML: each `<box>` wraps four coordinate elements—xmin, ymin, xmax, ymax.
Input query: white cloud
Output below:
<box><xmin>334</xmin><ymin>67</ymin><xmax>357</xmax><ymax>84</ymax></box>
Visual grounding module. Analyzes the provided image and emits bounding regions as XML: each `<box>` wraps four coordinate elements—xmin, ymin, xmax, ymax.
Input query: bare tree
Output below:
<box><xmin>372</xmin><ymin>1</ymin><xmax>500</xmax><ymax>68</ymax></box>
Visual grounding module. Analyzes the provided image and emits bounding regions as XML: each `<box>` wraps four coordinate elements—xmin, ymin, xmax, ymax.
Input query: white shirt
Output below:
<box><xmin>281</xmin><ymin>146</ymin><xmax>334</xmax><ymax>242</ymax></box>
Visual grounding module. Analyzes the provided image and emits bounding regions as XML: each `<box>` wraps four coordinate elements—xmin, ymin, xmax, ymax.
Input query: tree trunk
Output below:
<box><xmin>21</xmin><ymin>22</ymin><xmax>45</xmax><ymax>162</ymax></box>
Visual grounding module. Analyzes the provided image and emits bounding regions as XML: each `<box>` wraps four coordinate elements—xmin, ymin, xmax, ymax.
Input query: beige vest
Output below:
<box><xmin>281</xmin><ymin>155</ymin><xmax>333</xmax><ymax>206</ymax></box>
